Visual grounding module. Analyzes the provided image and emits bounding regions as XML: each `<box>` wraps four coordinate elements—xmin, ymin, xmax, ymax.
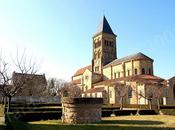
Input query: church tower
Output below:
<box><xmin>92</xmin><ymin>16</ymin><xmax>117</xmax><ymax>74</ymax></box>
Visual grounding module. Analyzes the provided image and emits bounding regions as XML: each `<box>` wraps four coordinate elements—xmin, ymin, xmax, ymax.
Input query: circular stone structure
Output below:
<box><xmin>61</xmin><ymin>97</ymin><xmax>103</xmax><ymax>124</ymax></box>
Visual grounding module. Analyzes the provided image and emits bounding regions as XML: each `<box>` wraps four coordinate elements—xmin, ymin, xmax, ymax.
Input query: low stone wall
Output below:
<box><xmin>62</xmin><ymin>97</ymin><xmax>103</xmax><ymax>124</ymax></box>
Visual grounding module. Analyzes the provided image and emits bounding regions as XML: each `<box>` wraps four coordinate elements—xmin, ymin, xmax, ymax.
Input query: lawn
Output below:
<box><xmin>24</xmin><ymin>115</ymin><xmax>175</xmax><ymax>130</ymax></box>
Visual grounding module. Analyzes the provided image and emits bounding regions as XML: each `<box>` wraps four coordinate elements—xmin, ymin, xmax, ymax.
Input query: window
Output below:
<box><xmin>135</xmin><ymin>69</ymin><xmax>138</xmax><ymax>75</ymax></box>
<box><xmin>149</xmin><ymin>68</ymin><xmax>151</xmax><ymax>75</ymax></box>
<box><xmin>142</xmin><ymin>68</ymin><xmax>145</xmax><ymax>74</ymax></box>
<box><xmin>127</xmin><ymin>70</ymin><xmax>130</xmax><ymax>76</ymax></box>
<box><xmin>95</xmin><ymin>66</ymin><xmax>99</xmax><ymax>72</ymax></box>
<box><xmin>98</xmin><ymin>51</ymin><xmax>101</xmax><ymax>58</ymax></box>
<box><xmin>94</xmin><ymin>41</ymin><xmax>101</xmax><ymax>48</ymax></box>
<box><xmin>85</xmin><ymin>75</ymin><xmax>89</xmax><ymax>80</ymax></box>
<box><xmin>114</xmin><ymin>73</ymin><xmax>117</xmax><ymax>79</ymax></box>
<box><xmin>118</xmin><ymin>72</ymin><xmax>120</xmax><ymax>78</ymax></box>
<box><xmin>128</xmin><ymin>87</ymin><xmax>132</xmax><ymax>98</ymax></box>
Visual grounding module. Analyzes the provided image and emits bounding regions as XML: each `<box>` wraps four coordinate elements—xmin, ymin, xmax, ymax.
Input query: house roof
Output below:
<box><xmin>94</xmin><ymin>16</ymin><xmax>115</xmax><ymax>36</ymax></box>
<box><xmin>83</xmin><ymin>87</ymin><xmax>104</xmax><ymax>93</ymax></box>
<box><xmin>12</xmin><ymin>72</ymin><xmax>47</xmax><ymax>86</ymax></box>
<box><xmin>93</xmin><ymin>75</ymin><xmax>167</xmax><ymax>86</ymax></box>
<box><xmin>73</xmin><ymin>65</ymin><xmax>91</xmax><ymax>76</ymax></box>
<box><xmin>104</xmin><ymin>52</ymin><xmax>153</xmax><ymax>68</ymax></box>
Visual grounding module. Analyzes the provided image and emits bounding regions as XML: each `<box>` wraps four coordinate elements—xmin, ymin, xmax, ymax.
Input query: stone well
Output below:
<box><xmin>61</xmin><ymin>97</ymin><xmax>103</xmax><ymax>124</ymax></box>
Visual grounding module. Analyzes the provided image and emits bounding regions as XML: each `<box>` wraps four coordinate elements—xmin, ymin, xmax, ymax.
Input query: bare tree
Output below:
<box><xmin>151</xmin><ymin>84</ymin><xmax>167</xmax><ymax>110</ymax></box>
<box><xmin>60</xmin><ymin>83</ymin><xmax>82</xmax><ymax>98</ymax></box>
<box><xmin>46</xmin><ymin>78</ymin><xmax>65</xmax><ymax>97</ymax></box>
<box><xmin>0</xmin><ymin>49</ymin><xmax>38</xmax><ymax>112</ymax></box>
<box><xmin>114</xmin><ymin>84</ymin><xmax>129</xmax><ymax>110</ymax></box>
<box><xmin>133</xmin><ymin>83</ymin><xmax>168</xmax><ymax>110</ymax></box>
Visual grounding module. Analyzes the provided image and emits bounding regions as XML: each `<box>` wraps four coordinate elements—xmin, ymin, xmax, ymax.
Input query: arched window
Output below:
<box><xmin>98</xmin><ymin>51</ymin><xmax>101</xmax><ymax>58</ymax></box>
<box><xmin>135</xmin><ymin>69</ymin><xmax>138</xmax><ymax>75</ymax></box>
<box><xmin>173</xmin><ymin>84</ymin><xmax>175</xmax><ymax>99</ymax></box>
<box><xmin>142</xmin><ymin>68</ymin><xmax>145</xmax><ymax>74</ymax></box>
<box><xmin>149</xmin><ymin>68</ymin><xmax>152</xmax><ymax>75</ymax></box>
<box><xmin>128</xmin><ymin>87</ymin><xmax>132</xmax><ymax>98</ymax></box>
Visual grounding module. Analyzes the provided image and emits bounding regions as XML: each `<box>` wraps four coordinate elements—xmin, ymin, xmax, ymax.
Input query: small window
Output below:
<box><xmin>118</xmin><ymin>72</ymin><xmax>120</xmax><ymax>78</ymax></box>
<box><xmin>142</xmin><ymin>68</ymin><xmax>145</xmax><ymax>74</ymax></box>
<box><xmin>98</xmin><ymin>51</ymin><xmax>101</xmax><ymax>58</ymax></box>
<box><xmin>95</xmin><ymin>66</ymin><xmax>99</xmax><ymax>72</ymax></box>
<box><xmin>135</xmin><ymin>69</ymin><xmax>138</xmax><ymax>75</ymax></box>
<box><xmin>114</xmin><ymin>73</ymin><xmax>117</xmax><ymax>79</ymax></box>
<box><xmin>149</xmin><ymin>68</ymin><xmax>151</xmax><ymax>75</ymax></box>
<box><xmin>128</xmin><ymin>87</ymin><xmax>132</xmax><ymax>98</ymax></box>
<box><xmin>127</xmin><ymin>70</ymin><xmax>130</xmax><ymax>76</ymax></box>
<box><xmin>85</xmin><ymin>75</ymin><xmax>89</xmax><ymax>80</ymax></box>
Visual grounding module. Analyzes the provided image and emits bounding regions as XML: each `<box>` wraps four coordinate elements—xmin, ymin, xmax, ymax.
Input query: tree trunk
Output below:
<box><xmin>157</xmin><ymin>98</ymin><xmax>160</xmax><ymax>110</ymax></box>
<box><xmin>148</xmin><ymin>100</ymin><xmax>152</xmax><ymax>110</ymax></box>
<box><xmin>7</xmin><ymin>96</ymin><xmax>11</xmax><ymax>113</ymax></box>
<box><xmin>120</xmin><ymin>97</ymin><xmax>123</xmax><ymax>110</ymax></box>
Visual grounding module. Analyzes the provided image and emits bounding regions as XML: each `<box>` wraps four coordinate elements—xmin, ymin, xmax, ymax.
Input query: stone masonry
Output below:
<box><xmin>62</xmin><ymin>97</ymin><xmax>103</xmax><ymax>124</ymax></box>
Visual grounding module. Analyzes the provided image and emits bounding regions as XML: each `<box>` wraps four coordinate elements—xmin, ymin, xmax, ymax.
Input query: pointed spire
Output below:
<box><xmin>94</xmin><ymin>16</ymin><xmax>115</xmax><ymax>36</ymax></box>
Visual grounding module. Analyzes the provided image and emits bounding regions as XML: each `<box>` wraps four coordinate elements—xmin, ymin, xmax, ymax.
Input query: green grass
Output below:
<box><xmin>12</xmin><ymin>115</ymin><xmax>174</xmax><ymax>130</ymax></box>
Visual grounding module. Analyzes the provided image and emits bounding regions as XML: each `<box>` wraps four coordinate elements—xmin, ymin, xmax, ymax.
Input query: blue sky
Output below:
<box><xmin>0</xmin><ymin>0</ymin><xmax>175</xmax><ymax>80</ymax></box>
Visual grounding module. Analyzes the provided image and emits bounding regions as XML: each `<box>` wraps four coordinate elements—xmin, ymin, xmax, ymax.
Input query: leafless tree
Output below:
<box><xmin>114</xmin><ymin>83</ymin><xmax>129</xmax><ymax>110</ymax></box>
<box><xmin>133</xmin><ymin>83</ymin><xmax>168</xmax><ymax>110</ymax></box>
<box><xmin>133</xmin><ymin>85</ymin><xmax>154</xmax><ymax>110</ymax></box>
<box><xmin>0</xmin><ymin>49</ymin><xmax>38</xmax><ymax>112</ymax></box>
<box><xmin>46</xmin><ymin>78</ymin><xmax>66</xmax><ymax>97</ymax></box>
<box><xmin>60</xmin><ymin>82</ymin><xmax>82</xmax><ymax>98</ymax></box>
<box><xmin>150</xmin><ymin>84</ymin><xmax>167</xmax><ymax>110</ymax></box>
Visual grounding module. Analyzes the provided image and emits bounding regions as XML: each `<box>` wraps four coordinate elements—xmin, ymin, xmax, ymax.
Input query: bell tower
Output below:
<box><xmin>92</xmin><ymin>16</ymin><xmax>117</xmax><ymax>74</ymax></box>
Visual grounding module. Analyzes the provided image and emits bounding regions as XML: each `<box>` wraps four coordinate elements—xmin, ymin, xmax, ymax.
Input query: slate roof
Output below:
<box><xmin>104</xmin><ymin>52</ymin><xmax>153</xmax><ymax>68</ymax></box>
<box><xmin>94</xmin><ymin>16</ymin><xmax>115</xmax><ymax>36</ymax></box>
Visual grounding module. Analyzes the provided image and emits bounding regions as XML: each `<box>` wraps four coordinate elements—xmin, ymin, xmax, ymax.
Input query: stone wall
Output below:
<box><xmin>62</xmin><ymin>97</ymin><xmax>103</xmax><ymax>124</ymax></box>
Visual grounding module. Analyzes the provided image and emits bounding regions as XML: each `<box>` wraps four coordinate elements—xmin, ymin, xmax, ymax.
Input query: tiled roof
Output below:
<box><xmin>84</xmin><ymin>87</ymin><xmax>104</xmax><ymax>93</ymax></box>
<box><xmin>104</xmin><ymin>52</ymin><xmax>153</xmax><ymax>68</ymax></box>
<box><xmin>93</xmin><ymin>75</ymin><xmax>166</xmax><ymax>86</ymax></box>
<box><xmin>72</xmin><ymin>79</ymin><xmax>81</xmax><ymax>85</ymax></box>
<box><xmin>73</xmin><ymin>65</ymin><xmax>91</xmax><ymax>76</ymax></box>
<box><xmin>94</xmin><ymin>16</ymin><xmax>115</xmax><ymax>36</ymax></box>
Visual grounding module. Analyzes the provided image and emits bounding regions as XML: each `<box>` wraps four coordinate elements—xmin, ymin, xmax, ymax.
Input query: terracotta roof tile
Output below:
<box><xmin>73</xmin><ymin>65</ymin><xmax>91</xmax><ymax>76</ymax></box>
<box><xmin>93</xmin><ymin>75</ymin><xmax>167</xmax><ymax>86</ymax></box>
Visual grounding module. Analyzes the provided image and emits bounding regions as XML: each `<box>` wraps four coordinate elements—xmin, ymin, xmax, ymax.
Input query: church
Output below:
<box><xmin>72</xmin><ymin>16</ymin><xmax>174</xmax><ymax>106</ymax></box>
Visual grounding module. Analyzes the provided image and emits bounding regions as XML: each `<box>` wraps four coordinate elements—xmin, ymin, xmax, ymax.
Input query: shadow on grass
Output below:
<box><xmin>6</xmin><ymin>118</ymin><xmax>174</xmax><ymax>130</ymax></box>
<box><xmin>0</xmin><ymin>125</ymin><xmax>5</xmax><ymax>130</ymax></box>
<box><xmin>101</xmin><ymin>120</ymin><xmax>164</xmax><ymax>125</ymax></box>
<box><xmin>25</xmin><ymin>123</ymin><xmax>175</xmax><ymax>130</ymax></box>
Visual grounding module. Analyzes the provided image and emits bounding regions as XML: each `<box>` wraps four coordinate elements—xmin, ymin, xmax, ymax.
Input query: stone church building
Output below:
<box><xmin>72</xmin><ymin>16</ymin><xmax>174</xmax><ymax>105</ymax></box>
